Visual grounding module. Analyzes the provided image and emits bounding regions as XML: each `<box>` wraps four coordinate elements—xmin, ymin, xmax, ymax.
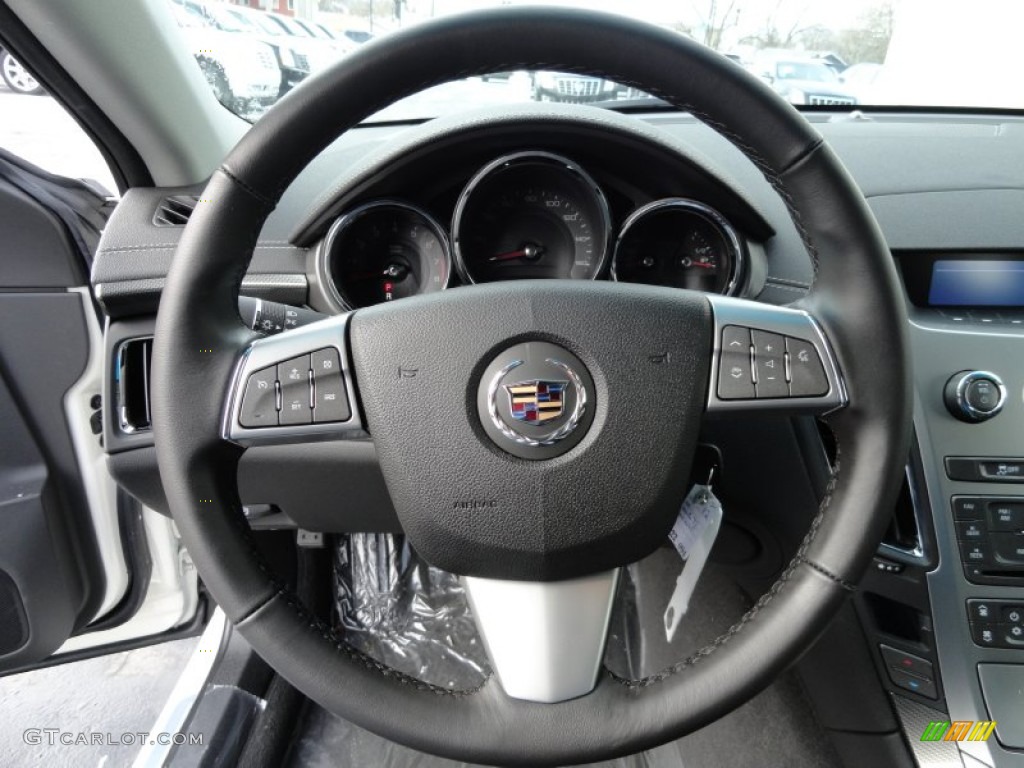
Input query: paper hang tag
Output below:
<box><xmin>663</xmin><ymin>484</ymin><xmax>723</xmax><ymax>643</ymax></box>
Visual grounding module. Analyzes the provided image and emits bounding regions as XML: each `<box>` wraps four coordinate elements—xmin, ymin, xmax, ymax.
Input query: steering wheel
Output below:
<box><xmin>151</xmin><ymin>7</ymin><xmax>911</xmax><ymax>766</ymax></box>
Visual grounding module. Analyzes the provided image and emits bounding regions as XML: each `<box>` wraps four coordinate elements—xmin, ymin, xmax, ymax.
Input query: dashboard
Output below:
<box><xmin>91</xmin><ymin>104</ymin><xmax>1024</xmax><ymax>767</ymax></box>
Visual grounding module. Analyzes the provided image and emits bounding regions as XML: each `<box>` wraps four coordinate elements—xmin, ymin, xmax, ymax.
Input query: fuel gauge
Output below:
<box><xmin>321</xmin><ymin>201</ymin><xmax>451</xmax><ymax>310</ymax></box>
<box><xmin>612</xmin><ymin>199</ymin><xmax>744</xmax><ymax>295</ymax></box>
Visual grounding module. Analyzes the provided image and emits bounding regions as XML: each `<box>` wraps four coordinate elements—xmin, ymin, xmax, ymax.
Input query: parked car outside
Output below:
<box><xmin>0</xmin><ymin>46</ymin><xmax>43</xmax><ymax>95</ymax></box>
<box><xmin>340</xmin><ymin>28</ymin><xmax>373</xmax><ymax>45</ymax></box>
<box><xmin>751</xmin><ymin>52</ymin><xmax>858</xmax><ymax>106</ymax></box>
<box><xmin>168</xmin><ymin>2</ymin><xmax>279</xmax><ymax>114</ymax></box>
<box><xmin>218</xmin><ymin>3</ymin><xmax>312</xmax><ymax>96</ymax></box>
<box><xmin>532</xmin><ymin>70</ymin><xmax>619</xmax><ymax>103</ymax></box>
<box><xmin>261</xmin><ymin>11</ymin><xmax>346</xmax><ymax>72</ymax></box>
<box><xmin>291</xmin><ymin>16</ymin><xmax>356</xmax><ymax>55</ymax></box>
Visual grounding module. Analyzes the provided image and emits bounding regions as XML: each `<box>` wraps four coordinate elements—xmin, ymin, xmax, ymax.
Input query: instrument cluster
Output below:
<box><xmin>318</xmin><ymin>150</ymin><xmax>747</xmax><ymax>310</ymax></box>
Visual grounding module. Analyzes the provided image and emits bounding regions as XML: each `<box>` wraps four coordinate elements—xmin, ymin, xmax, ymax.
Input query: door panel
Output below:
<box><xmin>0</xmin><ymin>366</ymin><xmax>82</xmax><ymax>661</ymax></box>
<box><xmin>0</xmin><ymin>151</ymin><xmax>122</xmax><ymax>671</ymax></box>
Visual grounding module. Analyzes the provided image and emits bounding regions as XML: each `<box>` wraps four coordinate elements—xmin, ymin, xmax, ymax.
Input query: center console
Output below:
<box><xmin>897</xmin><ymin>252</ymin><xmax>1024</xmax><ymax>767</ymax></box>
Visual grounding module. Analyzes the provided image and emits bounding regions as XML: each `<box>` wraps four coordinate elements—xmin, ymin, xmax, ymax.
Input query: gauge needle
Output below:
<box><xmin>490</xmin><ymin>244</ymin><xmax>545</xmax><ymax>262</ymax></box>
<box><xmin>689</xmin><ymin>261</ymin><xmax>715</xmax><ymax>270</ymax></box>
<box><xmin>348</xmin><ymin>264</ymin><xmax>409</xmax><ymax>281</ymax></box>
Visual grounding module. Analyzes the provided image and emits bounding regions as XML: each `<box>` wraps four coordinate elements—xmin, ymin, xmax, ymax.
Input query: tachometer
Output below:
<box><xmin>452</xmin><ymin>152</ymin><xmax>611</xmax><ymax>284</ymax></box>
<box><xmin>611</xmin><ymin>198</ymin><xmax>744</xmax><ymax>295</ymax></box>
<box><xmin>320</xmin><ymin>201</ymin><xmax>450</xmax><ymax>310</ymax></box>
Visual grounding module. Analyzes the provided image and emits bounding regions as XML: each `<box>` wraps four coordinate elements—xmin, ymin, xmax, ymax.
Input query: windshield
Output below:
<box><xmin>169</xmin><ymin>0</ymin><xmax>1024</xmax><ymax>123</ymax></box>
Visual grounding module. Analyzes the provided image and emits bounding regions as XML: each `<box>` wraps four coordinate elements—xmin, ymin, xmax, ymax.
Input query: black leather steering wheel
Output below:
<box><xmin>151</xmin><ymin>7</ymin><xmax>911</xmax><ymax>766</ymax></box>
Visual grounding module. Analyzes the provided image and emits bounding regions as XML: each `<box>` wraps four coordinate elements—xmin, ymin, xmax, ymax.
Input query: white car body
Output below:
<box><xmin>177</xmin><ymin>19</ymin><xmax>279</xmax><ymax>103</ymax></box>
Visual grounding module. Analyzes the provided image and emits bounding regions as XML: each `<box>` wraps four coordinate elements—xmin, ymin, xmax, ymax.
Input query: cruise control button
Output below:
<box><xmin>786</xmin><ymin>336</ymin><xmax>828</xmax><ymax>397</ymax></box>
<box><xmin>990</xmin><ymin>502</ymin><xmax>1024</xmax><ymax>532</ymax></box>
<box><xmin>278</xmin><ymin>354</ymin><xmax>312</xmax><ymax>426</ymax></box>
<box><xmin>717</xmin><ymin>326</ymin><xmax>754</xmax><ymax>400</ymax></box>
<box><xmin>239</xmin><ymin>366</ymin><xmax>278</xmax><ymax>428</ymax></box>
<box><xmin>312</xmin><ymin>347</ymin><xmax>351</xmax><ymax>423</ymax></box>
<box><xmin>752</xmin><ymin>330</ymin><xmax>787</xmax><ymax>398</ymax></box>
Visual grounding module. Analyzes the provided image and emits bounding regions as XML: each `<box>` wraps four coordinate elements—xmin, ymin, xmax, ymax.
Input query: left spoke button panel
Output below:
<box><xmin>225</xmin><ymin>314</ymin><xmax>364</xmax><ymax>445</ymax></box>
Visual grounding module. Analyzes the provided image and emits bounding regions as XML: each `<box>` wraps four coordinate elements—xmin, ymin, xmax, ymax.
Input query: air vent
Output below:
<box><xmin>153</xmin><ymin>195</ymin><xmax>199</xmax><ymax>226</ymax></box>
<box><xmin>116</xmin><ymin>337</ymin><xmax>153</xmax><ymax>433</ymax></box>
<box><xmin>880</xmin><ymin>466</ymin><xmax>925</xmax><ymax>563</ymax></box>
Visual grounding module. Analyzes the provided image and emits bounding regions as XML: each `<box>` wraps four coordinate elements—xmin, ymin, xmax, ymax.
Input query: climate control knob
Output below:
<box><xmin>944</xmin><ymin>371</ymin><xmax>1007</xmax><ymax>423</ymax></box>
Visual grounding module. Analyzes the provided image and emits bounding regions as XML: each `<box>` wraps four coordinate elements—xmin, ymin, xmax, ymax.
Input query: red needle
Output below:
<box><xmin>689</xmin><ymin>261</ymin><xmax>715</xmax><ymax>270</ymax></box>
<box><xmin>490</xmin><ymin>243</ymin><xmax>545</xmax><ymax>262</ymax></box>
<box><xmin>490</xmin><ymin>249</ymin><xmax>529</xmax><ymax>262</ymax></box>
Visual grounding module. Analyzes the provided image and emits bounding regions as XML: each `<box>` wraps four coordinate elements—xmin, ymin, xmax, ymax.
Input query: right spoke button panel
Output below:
<box><xmin>717</xmin><ymin>325</ymin><xmax>829</xmax><ymax>400</ymax></box>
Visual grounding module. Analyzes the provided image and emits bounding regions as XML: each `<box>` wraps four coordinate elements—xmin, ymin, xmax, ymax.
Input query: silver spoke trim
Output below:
<box><xmin>706</xmin><ymin>294</ymin><xmax>847</xmax><ymax>415</ymax></box>
<box><xmin>463</xmin><ymin>569</ymin><xmax>619</xmax><ymax>703</ymax></box>
<box><xmin>223</xmin><ymin>314</ymin><xmax>366</xmax><ymax>445</ymax></box>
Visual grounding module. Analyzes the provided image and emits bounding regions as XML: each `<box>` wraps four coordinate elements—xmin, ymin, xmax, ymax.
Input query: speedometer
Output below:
<box><xmin>452</xmin><ymin>152</ymin><xmax>611</xmax><ymax>284</ymax></box>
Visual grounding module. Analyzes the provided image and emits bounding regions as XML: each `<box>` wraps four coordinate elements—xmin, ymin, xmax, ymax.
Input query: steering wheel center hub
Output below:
<box><xmin>478</xmin><ymin>340</ymin><xmax>595</xmax><ymax>459</ymax></box>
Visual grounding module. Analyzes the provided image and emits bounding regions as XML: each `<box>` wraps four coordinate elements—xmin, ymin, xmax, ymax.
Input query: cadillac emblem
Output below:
<box><xmin>505</xmin><ymin>380</ymin><xmax>567</xmax><ymax>423</ymax></box>
<box><xmin>486</xmin><ymin>357</ymin><xmax>587</xmax><ymax>448</ymax></box>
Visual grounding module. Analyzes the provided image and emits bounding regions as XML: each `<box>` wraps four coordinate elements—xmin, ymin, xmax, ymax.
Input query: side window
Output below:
<box><xmin>0</xmin><ymin>47</ymin><xmax>118</xmax><ymax>195</ymax></box>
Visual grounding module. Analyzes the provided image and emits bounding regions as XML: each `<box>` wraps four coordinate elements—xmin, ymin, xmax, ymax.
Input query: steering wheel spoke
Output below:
<box><xmin>463</xmin><ymin>569</ymin><xmax>620</xmax><ymax>704</ymax></box>
<box><xmin>224</xmin><ymin>313</ymin><xmax>366</xmax><ymax>445</ymax></box>
<box><xmin>704</xmin><ymin>295</ymin><xmax>847</xmax><ymax>417</ymax></box>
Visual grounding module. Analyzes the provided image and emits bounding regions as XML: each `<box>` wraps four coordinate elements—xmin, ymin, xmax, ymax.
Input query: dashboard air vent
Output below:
<box><xmin>153</xmin><ymin>195</ymin><xmax>199</xmax><ymax>226</ymax></box>
<box><xmin>116</xmin><ymin>337</ymin><xmax>153</xmax><ymax>433</ymax></box>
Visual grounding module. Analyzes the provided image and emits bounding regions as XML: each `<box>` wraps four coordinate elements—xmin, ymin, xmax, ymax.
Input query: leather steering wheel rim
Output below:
<box><xmin>151</xmin><ymin>7</ymin><xmax>912</xmax><ymax>766</ymax></box>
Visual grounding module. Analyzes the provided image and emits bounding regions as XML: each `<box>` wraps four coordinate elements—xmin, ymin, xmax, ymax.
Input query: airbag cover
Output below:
<box><xmin>348</xmin><ymin>280</ymin><xmax>711</xmax><ymax>580</ymax></box>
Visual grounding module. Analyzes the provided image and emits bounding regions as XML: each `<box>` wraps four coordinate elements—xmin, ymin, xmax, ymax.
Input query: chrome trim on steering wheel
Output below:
<box><xmin>463</xmin><ymin>569</ymin><xmax>620</xmax><ymax>703</ymax></box>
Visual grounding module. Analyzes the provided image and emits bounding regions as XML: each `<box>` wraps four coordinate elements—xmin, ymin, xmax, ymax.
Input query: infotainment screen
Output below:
<box><xmin>898</xmin><ymin>254</ymin><xmax>1024</xmax><ymax>308</ymax></box>
<box><xmin>928</xmin><ymin>260</ymin><xmax>1024</xmax><ymax>307</ymax></box>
